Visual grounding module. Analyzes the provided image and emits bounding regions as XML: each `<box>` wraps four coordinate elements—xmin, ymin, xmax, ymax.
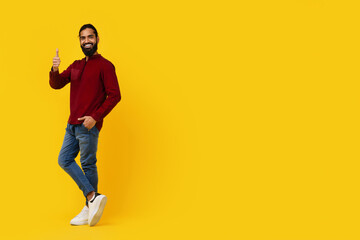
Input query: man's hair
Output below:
<box><xmin>79</xmin><ymin>24</ymin><xmax>98</xmax><ymax>38</ymax></box>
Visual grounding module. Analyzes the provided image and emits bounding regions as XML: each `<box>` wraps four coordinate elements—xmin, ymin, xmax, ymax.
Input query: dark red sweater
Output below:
<box><xmin>49</xmin><ymin>54</ymin><xmax>121</xmax><ymax>131</ymax></box>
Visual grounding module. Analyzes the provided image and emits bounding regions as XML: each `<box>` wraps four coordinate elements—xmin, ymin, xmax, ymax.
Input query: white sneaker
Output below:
<box><xmin>70</xmin><ymin>206</ymin><xmax>89</xmax><ymax>225</ymax></box>
<box><xmin>88</xmin><ymin>193</ymin><xmax>107</xmax><ymax>226</ymax></box>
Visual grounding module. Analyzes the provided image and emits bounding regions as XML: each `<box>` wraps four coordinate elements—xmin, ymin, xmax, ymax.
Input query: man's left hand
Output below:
<box><xmin>78</xmin><ymin>116</ymin><xmax>96</xmax><ymax>130</ymax></box>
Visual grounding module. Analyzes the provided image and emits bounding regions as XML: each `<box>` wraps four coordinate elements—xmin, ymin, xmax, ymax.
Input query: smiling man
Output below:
<box><xmin>49</xmin><ymin>24</ymin><xmax>121</xmax><ymax>226</ymax></box>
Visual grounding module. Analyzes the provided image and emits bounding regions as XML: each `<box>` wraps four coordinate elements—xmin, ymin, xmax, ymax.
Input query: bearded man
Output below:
<box><xmin>49</xmin><ymin>23</ymin><xmax>121</xmax><ymax>226</ymax></box>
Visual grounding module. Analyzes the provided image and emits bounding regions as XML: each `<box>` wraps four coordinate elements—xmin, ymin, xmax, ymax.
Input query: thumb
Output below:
<box><xmin>78</xmin><ymin>117</ymin><xmax>86</xmax><ymax>121</ymax></box>
<box><xmin>56</xmin><ymin>48</ymin><xmax>59</xmax><ymax>57</ymax></box>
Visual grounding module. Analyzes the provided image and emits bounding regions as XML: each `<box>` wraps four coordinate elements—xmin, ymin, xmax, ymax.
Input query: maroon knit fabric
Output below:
<box><xmin>49</xmin><ymin>54</ymin><xmax>121</xmax><ymax>131</ymax></box>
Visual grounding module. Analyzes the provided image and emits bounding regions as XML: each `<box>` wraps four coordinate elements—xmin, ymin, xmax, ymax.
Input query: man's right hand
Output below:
<box><xmin>52</xmin><ymin>48</ymin><xmax>60</xmax><ymax>72</ymax></box>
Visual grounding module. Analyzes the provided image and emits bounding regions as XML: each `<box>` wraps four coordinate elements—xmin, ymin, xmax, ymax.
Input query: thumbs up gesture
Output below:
<box><xmin>52</xmin><ymin>48</ymin><xmax>61</xmax><ymax>72</ymax></box>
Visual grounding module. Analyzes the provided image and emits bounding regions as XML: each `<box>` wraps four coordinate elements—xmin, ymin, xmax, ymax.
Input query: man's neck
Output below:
<box><xmin>85</xmin><ymin>51</ymin><xmax>99</xmax><ymax>62</ymax></box>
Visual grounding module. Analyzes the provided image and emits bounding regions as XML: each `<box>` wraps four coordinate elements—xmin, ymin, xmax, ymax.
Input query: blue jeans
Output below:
<box><xmin>58</xmin><ymin>123</ymin><xmax>99</xmax><ymax>202</ymax></box>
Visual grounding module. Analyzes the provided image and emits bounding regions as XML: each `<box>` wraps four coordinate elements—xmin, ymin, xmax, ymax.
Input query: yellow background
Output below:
<box><xmin>0</xmin><ymin>0</ymin><xmax>358</xmax><ymax>239</ymax></box>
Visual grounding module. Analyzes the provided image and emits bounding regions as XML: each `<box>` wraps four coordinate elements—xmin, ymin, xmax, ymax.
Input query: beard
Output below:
<box><xmin>81</xmin><ymin>41</ymin><xmax>98</xmax><ymax>57</ymax></box>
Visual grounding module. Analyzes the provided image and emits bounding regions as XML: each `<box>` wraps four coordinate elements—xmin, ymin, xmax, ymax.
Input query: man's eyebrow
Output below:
<box><xmin>80</xmin><ymin>34</ymin><xmax>95</xmax><ymax>38</ymax></box>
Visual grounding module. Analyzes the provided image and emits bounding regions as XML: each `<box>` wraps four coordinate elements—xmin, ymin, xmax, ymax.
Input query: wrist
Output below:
<box><xmin>90</xmin><ymin>114</ymin><xmax>100</xmax><ymax>122</ymax></box>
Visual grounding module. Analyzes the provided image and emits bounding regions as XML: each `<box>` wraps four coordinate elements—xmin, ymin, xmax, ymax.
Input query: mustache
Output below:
<box><xmin>82</xmin><ymin>43</ymin><xmax>93</xmax><ymax>47</ymax></box>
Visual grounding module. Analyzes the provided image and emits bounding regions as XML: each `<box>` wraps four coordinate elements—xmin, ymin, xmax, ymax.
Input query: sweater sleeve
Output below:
<box><xmin>91</xmin><ymin>63</ymin><xmax>121</xmax><ymax>122</ymax></box>
<box><xmin>49</xmin><ymin>63</ymin><xmax>73</xmax><ymax>89</ymax></box>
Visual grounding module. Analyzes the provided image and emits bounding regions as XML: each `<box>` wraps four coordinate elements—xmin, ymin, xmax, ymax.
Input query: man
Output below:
<box><xmin>49</xmin><ymin>24</ymin><xmax>121</xmax><ymax>226</ymax></box>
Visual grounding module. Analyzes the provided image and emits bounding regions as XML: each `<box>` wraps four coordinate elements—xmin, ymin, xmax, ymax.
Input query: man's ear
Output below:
<box><xmin>97</xmin><ymin>36</ymin><xmax>100</xmax><ymax>44</ymax></box>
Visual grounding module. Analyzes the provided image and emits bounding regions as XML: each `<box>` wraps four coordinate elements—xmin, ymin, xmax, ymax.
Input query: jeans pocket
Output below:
<box><xmin>90</xmin><ymin>125</ymin><xmax>99</xmax><ymax>137</ymax></box>
<box><xmin>81</xmin><ymin>123</ymin><xmax>89</xmax><ymax>130</ymax></box>
<box><xmin>81</xmin><ymin>124</ymin><xmax>99</xmax><ymax>136</ymax></box>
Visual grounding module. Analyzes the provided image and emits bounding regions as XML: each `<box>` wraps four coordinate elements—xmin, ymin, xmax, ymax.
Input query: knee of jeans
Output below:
<box><xmin>80</xmin><ymin>151</ymin><xmax>97</xmax><ymax>164</ymax></box>
<box><xmin>58</xmin><ymin>154</ymin><xmax>69</xmax><ymax>169</ymax></box>
<box><xmin>81</xmin><ymin>158</ymin><xmax>97</xmax><ymax>170</ymax></box>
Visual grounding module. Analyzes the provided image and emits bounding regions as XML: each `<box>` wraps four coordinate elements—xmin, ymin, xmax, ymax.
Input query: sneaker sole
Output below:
<box><xmin>70</xmin><ymin>220</ymin><xmax>88</xmax><ymax>226</ymax></box>
<box><xmin>89</xmin><ymin>195</ymin><xmax>107</xmax><ymax>226</ymax></box>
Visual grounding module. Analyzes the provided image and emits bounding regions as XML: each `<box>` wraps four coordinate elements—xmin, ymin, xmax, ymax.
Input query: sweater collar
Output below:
<box><xmin>83</xmin><ymin>54</ymin><xmax>102</xmax><ymax>61</ymax></box>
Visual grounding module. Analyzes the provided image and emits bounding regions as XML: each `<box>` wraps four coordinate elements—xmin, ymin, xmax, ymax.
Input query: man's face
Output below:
<box><xmin>80</xmin><ymin>28</ymin><xmax>99</xmax><ymax>57</ymax></box>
